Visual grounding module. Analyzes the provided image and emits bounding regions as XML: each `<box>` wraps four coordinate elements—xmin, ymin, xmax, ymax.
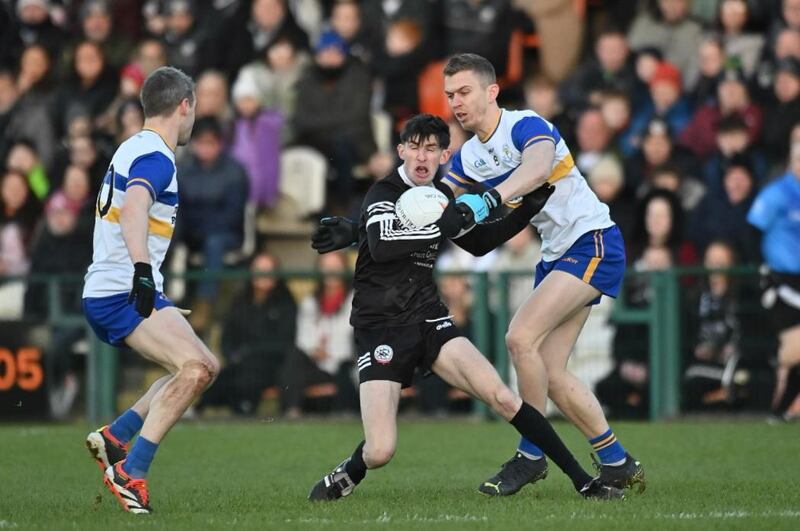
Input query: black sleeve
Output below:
<box><xmin>451</xmin><ymin>202</ymin><xmax>534</xmax><ymax>256</ymax></box>
<box><xmin>364</xmin><ymin>183</ymin><xmax>444</xmax><ymax>263</ymax></box>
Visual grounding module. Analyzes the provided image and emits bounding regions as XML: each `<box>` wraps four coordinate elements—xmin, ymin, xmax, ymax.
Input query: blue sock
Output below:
<box><xmin>108</xmin><ymin>409</ymin><xmax>144</xmax><ymax>444</ymax></box>
<box><xmin>589</xmin><ymin>429</ymin><xmax>626</xmax><ymax>465</ymax></box>
<box><xmin>517</xmin><ymin>437</ymin><xmax>544</xmax><ymax>459</ymax></box>
<box><xmin>123</xmin><ymin>436</ymin><xmax>159</xmax><ymax>478</ymax></box>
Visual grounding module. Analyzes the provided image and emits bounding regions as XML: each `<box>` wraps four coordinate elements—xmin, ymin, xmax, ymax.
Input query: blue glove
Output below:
<box><xmin>456</xmin><ymin>193</ymin><xmax>490</xmax><ymax>223</ymax></box>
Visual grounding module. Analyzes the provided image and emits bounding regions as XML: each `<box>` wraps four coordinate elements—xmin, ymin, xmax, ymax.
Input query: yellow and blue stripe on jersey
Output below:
<box><xmin>445</xmin><ymin>110</ymin><xmax>574</xmax><ymax>191</ymax></box>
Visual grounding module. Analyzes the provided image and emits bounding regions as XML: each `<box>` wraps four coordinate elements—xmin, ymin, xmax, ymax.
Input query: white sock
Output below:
<box><xmin>518</xmin><ymin>450</ymin><xmax>542</xmax><ymax>461</ymax></box>
<box><xmin>606</xmin><ymin>457</ymin><xmax>626</xmax><ymax>467</ymax></box>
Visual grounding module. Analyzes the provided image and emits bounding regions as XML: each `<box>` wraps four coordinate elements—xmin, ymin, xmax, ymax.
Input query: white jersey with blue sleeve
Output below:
<box><xmin>444</xmin><ymin>109</ymin><xmax>614</xmax><ymax>261</ymax></box>
<box><xmin>83</xmin><ymin>130</ymin><xmax>178</xmax><ymax>298</ymax></box>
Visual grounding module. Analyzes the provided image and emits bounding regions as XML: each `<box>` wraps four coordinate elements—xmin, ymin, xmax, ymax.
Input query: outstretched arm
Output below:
<box><xmin>452</xmin><ymin>184</ymin><xmax>553</xmax><ymax>256</ymax></box>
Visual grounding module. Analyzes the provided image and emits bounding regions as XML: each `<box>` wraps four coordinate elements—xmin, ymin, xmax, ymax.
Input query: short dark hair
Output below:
<box><xmin>717</xmin><ymin>113</ymin><xmax>748</xmax><ymax>134</ymax></box>
<box><xmin>140</xmin><ymin>66</ymin><xmax>195</xmax><ymax>118</ymax></box>
<box><xmin>596</xmin><ymin>27</ymin><xmax>626</xmax><ymax>41</ymax></box>
<box><xmin>725</xmin><ymin>153</ymin><xmax>754</xmax><ymax>176</ymax></box>
<box><xmin>399</xmin><ymin>113</ymin><xmax>450</xmax><ymax>148</ymax></box>
<box><xmin>443</xmin><ymin>53</ymin><xmax>496</xmax><ymax>86</ymax></box>
<box><xmin>191</xmin><ymin>116</ymin><xmax>223</xmax><ymax>140</ymax></box>
<box><xmin>652</xmin><ymin>163</ymin><xmax>682</xmax><ymax>179</ymax></box>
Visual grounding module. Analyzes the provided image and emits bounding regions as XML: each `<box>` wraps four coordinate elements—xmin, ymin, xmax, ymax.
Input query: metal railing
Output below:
<box><xmin>0</xmin><ymin>266</ymin><xmax>768</xmax><ymax>422</ymax></box>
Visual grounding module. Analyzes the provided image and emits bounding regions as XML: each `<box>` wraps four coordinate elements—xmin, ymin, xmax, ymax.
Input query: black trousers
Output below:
<box><xmin>283</xmin><ymin>349</ymin><xmax>358</xmax><ymax>413</ymax></box>
<box><xmin>198</xmin><ymin>354</ymin><xmax>283</xmax><ymax>416</ymax></box>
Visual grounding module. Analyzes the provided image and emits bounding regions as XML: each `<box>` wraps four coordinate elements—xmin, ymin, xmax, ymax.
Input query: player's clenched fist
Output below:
<box><xmin>128</xmin><ymin>262</ymin><xmax>156</xmax><ymax>317</ymax></box>
<box><xmin>455</xmin><ymin>186</ymin><xmax>502</xmax><ymax>223</ymax></box>
<box><xmin>436</xmin><ymin>201</ymin><xmax>475</xmax><ymax>238</ymax></box>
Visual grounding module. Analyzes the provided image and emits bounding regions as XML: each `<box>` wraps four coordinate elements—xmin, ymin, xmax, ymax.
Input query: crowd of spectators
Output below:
<box><xmin>1</xmin><ymin>0</ymin><xmax>798</xmax><ymax>418</ymax></box>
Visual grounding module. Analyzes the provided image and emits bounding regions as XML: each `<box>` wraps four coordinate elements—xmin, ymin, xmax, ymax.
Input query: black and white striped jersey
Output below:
<box><xmin>350</xmin><ymin>168</ymin><xmax>452</xmax><ymax>329</ymax></box>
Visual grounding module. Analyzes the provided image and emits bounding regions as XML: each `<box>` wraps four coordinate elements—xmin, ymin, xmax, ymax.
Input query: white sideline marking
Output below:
<box><xmin>0</xmin><ymin>521</ymin><xmax>18</xmax><ymax>528</ymax></box>
<box><xmin>287</xmin><ymin>510</ymin><xmax>800</xmax><ymax>525</ymax></box>
<box><xmin>287</xmin><ymin>513</ymin><xmax>488</xmax><ymax>525</ymax></box>
<box><xmin>552</xmin><ymin>510</ymin><xmax>800</xmax><ymax>521</ymax></box>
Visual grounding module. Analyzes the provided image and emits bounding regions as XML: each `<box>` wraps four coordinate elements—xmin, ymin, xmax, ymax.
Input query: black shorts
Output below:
<box><xmin>355</xmin><ymin>315</ymin><xmax>463</xmax><ymax>388</ymax></box>
<box><xmin>770</xmin><ymin>274</ymin><xmax>800</xmax><ymax>333</ymax></box>
<box><xmin>773</xmin><ymin>297</ymin><xmax>800</xmax><ymax>333</ymax></box>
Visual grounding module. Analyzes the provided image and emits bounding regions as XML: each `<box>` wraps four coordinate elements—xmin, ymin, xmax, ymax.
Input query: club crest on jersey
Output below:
<box><xmin>502</xmin><ymin>144</ymin><xmax>513</xmax><ymax>163</ymax></box>
<box><xmin>374</xmin><ymin>344</ymin><xmax>394</xmax><ymax>364</ymax></box>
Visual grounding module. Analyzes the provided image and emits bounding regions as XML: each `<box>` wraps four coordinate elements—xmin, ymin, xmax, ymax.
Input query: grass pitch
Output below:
<box><xmin>1</xmin><ymin>419</ymin><xmax>799</xmax><ymax>530</ymax></box>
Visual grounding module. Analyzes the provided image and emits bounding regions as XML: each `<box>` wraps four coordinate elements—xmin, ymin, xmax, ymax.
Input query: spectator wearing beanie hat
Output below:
<box><xmin>624</xmin><ymin>61</ymin><xmax>692</xmax><ymax>155</ymax></box>
<box><xmin>315</xmin><ymin>28</ymin><xmax>349</xmax><ymax>56</ymax></box>
<box><xmin>293</xmin><ymin>28</ymin><xmax>376</xmax><ymax>213</ymax></box>
<box><xmin>588</xmin><ymin>155</ymin><xmax>636</xmax><ymax>238</ymax></box>
<box><xmin>229</xmin><ymin>66</ymin><xmax>283</xmax><ymax>207</ymax></box>
<box><xmin>14</xmin><ymin>0</ymin><xmax>66</xmax><ymax>58</ymax></box>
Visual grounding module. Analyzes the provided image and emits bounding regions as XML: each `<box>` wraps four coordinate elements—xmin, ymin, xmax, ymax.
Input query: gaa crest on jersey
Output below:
<box><xmin>502</xmin><ymin>144</ymin><xmax>513</xmax><ymax>163</ymax></box>
<box><xmin>374</xmin><ymin>344</ymin><xmax>394</xmax><ymax>364</ymax></box>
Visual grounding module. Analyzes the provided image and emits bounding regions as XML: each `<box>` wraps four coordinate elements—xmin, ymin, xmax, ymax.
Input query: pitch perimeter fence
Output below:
<box><xmin>0</xmin><ymin>266</ymin><xmax>777</xmax><ymax>423</ymax></box>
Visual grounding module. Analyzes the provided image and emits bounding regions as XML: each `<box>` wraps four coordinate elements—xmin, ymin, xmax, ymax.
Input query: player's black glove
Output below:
<box><xmin>518</xmin><ymin>182</ymin><xmax>556</xmax><ymax>216</ymax></box>
<box><xmin>311</xmin><ymin>216</ymin><xmax>358</xmax><ymax>254</ymax></box>
<box><xmin>128</xmin><ymin>262</ymin><xmax>156</xmax><ymax>318</ymax></box>
<box><xmin>436</xmin><ymin>201</ymin><xmax>475</xmax><ymax>238</ymax></box>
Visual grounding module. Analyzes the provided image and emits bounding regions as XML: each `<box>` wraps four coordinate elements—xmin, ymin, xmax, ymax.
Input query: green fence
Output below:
<box><xmin>2</xmin><ymin>266</ymin><xmax>768</xmax><ymax>423</ymax></box>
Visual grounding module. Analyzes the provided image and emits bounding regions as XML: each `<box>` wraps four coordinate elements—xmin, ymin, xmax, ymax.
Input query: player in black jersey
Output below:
<box><xmin>307</xmin><ymin>114</ymin><xmax>622</xmax><ymax>502</ymax></box>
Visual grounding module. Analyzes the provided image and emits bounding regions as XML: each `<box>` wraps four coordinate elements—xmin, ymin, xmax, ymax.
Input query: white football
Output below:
<box><xmin>395</xmin><ymin>186</ymin><xmax>449</xmax><ymax>229</ymax></box>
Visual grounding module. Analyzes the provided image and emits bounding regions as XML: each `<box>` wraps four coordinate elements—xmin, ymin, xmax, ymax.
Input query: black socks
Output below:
<box><xmin>510</xmin><ymin>402</ymin><xmax>592</xmax><ymax>490</ymax></box>
<box><xmin>344</xmin><ymin>440</ymin><xmax>367</xmax><ymax>485</ymax></box>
